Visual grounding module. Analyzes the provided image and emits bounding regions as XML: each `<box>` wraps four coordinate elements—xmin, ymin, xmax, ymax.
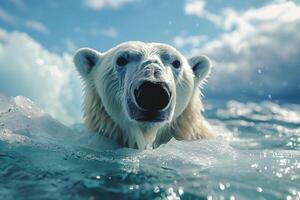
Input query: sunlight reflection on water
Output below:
<box><xmin>0</xmin><ymin>96</ymin><xmax>300</xmax><ymax>199</ymax></box>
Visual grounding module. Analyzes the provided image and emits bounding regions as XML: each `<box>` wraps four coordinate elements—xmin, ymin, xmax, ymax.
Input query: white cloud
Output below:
<box><xmin>0</xmin><ymin>8</ymin><xmax>17</xmax><ymax>26</ymax></box>
<box><xmin>184</xmin><ymin>0</ymin><xmax>221</xmax><ymax>26</ymax></box>
<box><xmin>184</xmin><ymin>0</ymin><xmax>300</xmax><ymax>30</ymax></box>
<box><xmin>64</xmin><ymin>39</ymin><xmax>77</xmax><ymax>53</ymax></box>
<box><xmin>83</xmin><ymin>0</ymin><xmax>137</xmax><ymax>10</ymax></box>
<box><xmin>25</xmin><ymin>20</ymin><xmax>49</xmax><ymax>34</ymax></box>
<box><xmin>183</xmin><ymin>1</ymin><xmax>300</xmax><ymax>99</ymax></box>
<box><xmin>173</xmin><ymin>35</ymin><xmax>207</xmax><ymax>49</ymax></box>
<box><xmin>220</xmin><ymin>2</ymin><xmax>300</xmax><ymax>31</ymax></box>
<box><xmin>0</xmin><ymin>28</ymin><xmax>82</xmax><ymax>124</ymax></box>
<box><xmin>98</xmin><ymin>27</ymin><xmax>118</xmax><ymax>38</ymax></box>
<box><xmin>76</xmin><ymin>26</ymin><xmax>118</xmax><ymax>38</ymax></box>
<box><xmin>0</xmin><ymin>8</ymin><xmax>49</xmax><ymax>34</ymax></box>
<box><xmin>185</xmin><ymin>0</ymin><xmax>205</xmax><ymax>16</ymax></box>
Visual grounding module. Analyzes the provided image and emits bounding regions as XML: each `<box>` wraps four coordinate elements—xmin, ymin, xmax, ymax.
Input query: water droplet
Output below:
<box><xmin>257</xmin><ymin>187</ymin><xmax>263</xmax><ymax>192</ymax></box>
<box><xmin>251</xmin><ymin>163</ymin><xmax>258</xmax><ymax>168</ymax></box>
<box><xmin>154</xmin><ymin>186</ymin><xmax>160</xmax><ymax>193</ymax></box>
<box><xmin>178</xmin><ymin>187</ymin><xmax>184</xmax><ymax>195</ymax></box>
<box><xmin>284</xmin><ymin>167</ymin><xmax>290</xmax><ymax>174</ymax></box>
<box><xmin>276</xmin><ymin>172</ymin><xmax>283</xmax><ymax>178</ymax></box>
<box><xmin>219</xmin><ymin>183</ymin><xmax>225</xmax><ymax>190</ymax></box>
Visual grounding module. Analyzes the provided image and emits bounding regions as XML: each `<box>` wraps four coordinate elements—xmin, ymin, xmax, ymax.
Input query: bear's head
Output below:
<box><xmin>74</xmin><ymin>41</ymin><xmax>211</xmax><ymax>149</ymax></box>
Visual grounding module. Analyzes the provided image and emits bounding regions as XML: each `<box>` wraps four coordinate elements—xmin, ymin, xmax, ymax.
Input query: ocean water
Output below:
<box><xmin>0</xmin><ymin>95</ymin><xmax>299</xmax><ymax>200</ymax></box>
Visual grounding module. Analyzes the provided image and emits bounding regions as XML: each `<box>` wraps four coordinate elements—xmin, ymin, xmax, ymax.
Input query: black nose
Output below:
<box><xmin>134</xmin><ymin>81</ymin><xmax>171</xmax><ymax>111</ymax></box>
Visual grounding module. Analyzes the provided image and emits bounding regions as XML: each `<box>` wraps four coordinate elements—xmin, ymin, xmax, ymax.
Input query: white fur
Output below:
<box><xmin>74</xmin><ymin>41</ymin><xmax>213</xmax><ymax>149</ymax></box>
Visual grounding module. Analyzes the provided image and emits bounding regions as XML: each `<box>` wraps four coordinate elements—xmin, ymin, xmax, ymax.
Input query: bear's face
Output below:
<box><xmin>74</xmin><ymin>41</ymin><xmax>211</xmax><ymax>132</ymax></box>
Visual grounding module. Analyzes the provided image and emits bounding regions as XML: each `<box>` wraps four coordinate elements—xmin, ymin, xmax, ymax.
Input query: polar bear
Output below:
<box><xmin>74</xmin><ymin>41</ymin><xmax>213</xmax><ymax>149</ymax></box>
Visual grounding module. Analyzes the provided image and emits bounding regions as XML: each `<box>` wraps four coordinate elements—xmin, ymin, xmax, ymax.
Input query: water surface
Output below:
<box><xmin>0</xmin><ymin>95</ymin><xmax>299</xmax><ymax>199</ymax></box>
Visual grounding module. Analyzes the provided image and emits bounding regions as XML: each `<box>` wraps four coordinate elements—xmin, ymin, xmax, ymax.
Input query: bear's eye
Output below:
<box><xmin>116</xmin><ymin>56</ymin><xmax>129</xmax><ymax>66</ymax></box>
<box><xmin>172</xmin><ymin>60</ymin><xmax>181</xmax><ymax>68</ymax></box>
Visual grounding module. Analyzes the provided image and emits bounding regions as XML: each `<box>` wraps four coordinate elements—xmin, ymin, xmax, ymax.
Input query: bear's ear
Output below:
<box><xmin>188</xmin><ymin>55</ymin><xmax>211</xmax><ymax>84</ymax></box>
<box><xmin>73</xmin><ymin>48</ymin><xmax>101</xmax><ymax>77</ymax></box>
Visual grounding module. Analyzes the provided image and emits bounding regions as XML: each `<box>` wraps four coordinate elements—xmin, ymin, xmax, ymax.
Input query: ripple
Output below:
<box><xmin>1</xmin><ymin>96</ymin><xmax>300</xmax><ymax>199</ymax></box>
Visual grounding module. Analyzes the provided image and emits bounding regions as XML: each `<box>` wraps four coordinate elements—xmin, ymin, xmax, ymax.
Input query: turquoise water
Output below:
<box><xmin>0</xmin><ymin>96</ymin><xmax>299</xmax><ymax>199</ymax></box>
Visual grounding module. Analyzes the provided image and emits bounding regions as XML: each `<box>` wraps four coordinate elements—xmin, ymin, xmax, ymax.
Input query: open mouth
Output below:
<box><xmin>134</xmin><ymin>81</ymin><xmax>171</xmax><ymax>112</ymax></box>
<box><xmin>128</xmin><ymin>80</ymin><xmax>172</xmax><ymax>122</ymax></box>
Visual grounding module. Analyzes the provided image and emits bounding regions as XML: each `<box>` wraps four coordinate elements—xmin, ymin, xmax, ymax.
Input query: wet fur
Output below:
<box><xmin>82</xmin><ymin>76</ymin><xmax>212</xmax><ymax>149</ymax></box>
<box><xmin>75</xmin><ymin>41</ymin><xmax>213</xmax><ymax>149</ymax></box>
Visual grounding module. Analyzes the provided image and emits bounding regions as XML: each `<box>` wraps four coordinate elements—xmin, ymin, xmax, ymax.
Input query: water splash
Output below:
<box><xmin>0</xmin><ymin>95</ymin><xmax>300</xmax><ymax>199</ymax></box>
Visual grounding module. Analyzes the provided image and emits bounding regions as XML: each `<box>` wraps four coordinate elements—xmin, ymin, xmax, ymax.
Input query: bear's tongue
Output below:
<box><xmin>135</xmin><ymin>81</ymin><xmax>170</xmax><ymax>111</ymax></box>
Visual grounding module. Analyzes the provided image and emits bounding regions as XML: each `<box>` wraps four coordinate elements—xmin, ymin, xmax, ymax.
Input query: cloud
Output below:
<box><xmin>185</xmin><ymin>0</ymin><xmax>205</xmax><ymax>16</ymax></box>
<box><xmin>0</xmin><ymin>8</ymin><xmax>18</xmax><ymax>26</ymax></box>
<box><xmin>99</xmin><ymin>27</ymin><xmax>118</xmax><ymax>38</ymax></box>
<box><xmin>82</xmin><ymin>0</ymin><xmax>137</xmax><ymax>10</ymax></box>
<box><xmin>75</xmin><ymin>26</ymin><xmax>118</xmax><ymax>38</ymax></box>
<box><xmin>184</xmin><ymin>0</ymin><xmax>221</xmax><ymax>26</ymax></box>
<box><xmin>0</xmin><ymin>28</ymin><xmax>82</xmax><ymax>124</ymax></box>
<box><xmin>64</xmin><ymin>39</ymin><xmax>77</xmax><ymax>53</ymax></box>
<box><xmin>0</xmin><ymin>8</ymin><xmax>48</xmax><ymax>34</ymax></box>
<box><xmin>25</xmin><ymin>20</ymin><xmax>49</xmax><ymax>34</ymax></box>
<box><xmin>173</xmin><ymin>35</ymin><xmax>207</xmax><ymax>49</ymax></box>
<box><xmin>182</xmin><ymin>1</ymin><xmax>300</xmax><ymax>100</ymax></box>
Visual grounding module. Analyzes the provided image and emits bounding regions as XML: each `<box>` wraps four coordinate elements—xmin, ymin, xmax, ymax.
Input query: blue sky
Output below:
<box><xmin>0</xmin><ymin>0</ymin><xmax>300</xmax><ymax>124</ymax></box>
<box><xmin>0</xmin><ymin>0</ymin><xmax>270</xmax><ymax>52</ymax></box>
